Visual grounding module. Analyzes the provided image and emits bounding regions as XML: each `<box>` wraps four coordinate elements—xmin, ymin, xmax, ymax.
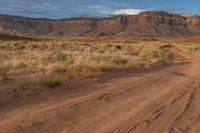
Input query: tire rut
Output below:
<box><xmin>109</xmin><ymin>81</ymin><xmax>199</xmax><ymax>133</ymax></box>
<box><xmin>168</xmin><ymin>81</ymin><xmax>200</xmax><ymax>133</ymax></box>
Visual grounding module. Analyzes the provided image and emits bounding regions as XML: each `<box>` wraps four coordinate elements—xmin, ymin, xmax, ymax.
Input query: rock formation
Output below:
<box><xmin>0</xmin><ymin>11</ymin><xmax>200</xmax><ymax>37</ymax></box>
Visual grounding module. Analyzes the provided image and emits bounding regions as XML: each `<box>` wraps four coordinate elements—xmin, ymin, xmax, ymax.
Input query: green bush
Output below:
<box><xmin>40</xmin><ymin>76</ymin><xmax>62</xmax><ymax>88</ymax></box>
<box><xmin>52</xmin><ymin>49</ymin><xmax>67</xmax><ymax>61</ymax></box>
<box><xmin>157</xmin><ymin>54</ymin><xmax>169</xmax><ymax>65</ymax></box>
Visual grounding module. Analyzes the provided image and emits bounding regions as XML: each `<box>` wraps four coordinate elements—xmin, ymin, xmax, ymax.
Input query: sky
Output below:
<box><xmin>0</xmin><ymin>0</ymin><xmax>200</xmax><ymax>19</ymax></box>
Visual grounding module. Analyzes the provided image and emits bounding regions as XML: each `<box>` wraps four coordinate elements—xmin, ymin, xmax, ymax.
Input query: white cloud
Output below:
<box><xmin>112</xmin><ymin>9</ymin><xmax>145</xmax><ymax>15</ymax></box>
<box><xmin>80</xmin><ymin>5</ymin><xmax>146</xmax><ymax>16</ymax></box>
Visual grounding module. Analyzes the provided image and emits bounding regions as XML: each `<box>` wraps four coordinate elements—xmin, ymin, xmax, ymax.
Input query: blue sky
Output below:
<box><xmin>0</xmin><ymin>0</ymin><xmax>200</xmax><ymax>18</ymax></box>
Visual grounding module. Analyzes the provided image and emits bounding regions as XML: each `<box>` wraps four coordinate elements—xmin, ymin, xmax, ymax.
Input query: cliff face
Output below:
<box><xmin>124</xmin><ymin>12</ymin><xmax>190</xmax><ymax>36</ymax></box>
<box><xmin>0</xmin><ymin>11</ymin><xmax>200</xmax><ymax>37</ymax></box>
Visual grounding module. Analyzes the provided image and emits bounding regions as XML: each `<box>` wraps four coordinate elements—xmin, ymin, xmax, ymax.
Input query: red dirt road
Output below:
<box><xmin>0</xmin><ymin>49</ymin><xmax>200</xmax><ymax>133</ymax></box>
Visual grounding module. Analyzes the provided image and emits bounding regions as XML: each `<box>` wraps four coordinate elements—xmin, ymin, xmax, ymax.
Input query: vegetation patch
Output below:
<box><xmin>16</xmin><ymin>78</ymin><xmax>39</xmax><ymax>88</ymax></box>
<box><xmin>187</xmin><ymin>44</ymin><xmax>200</xmax><ymax>54</ymax></box>
<box><xmin>0</xmin><ymin>39</ymin><xmax>170</xmax><ymax>86</ymax></box>
<box><xmin>141</xmin><ymin>47</ymin><xmax>169</xmax><ymax>65</ymax></box>
<box><xmin>69</xmin><ymin>65</ymin><xmax>101</xmax><ymax>79</ymax></box>
<box><xmin>175</xmin><ymin>43</ymin><xmax>200</xmax><ymax>54</ymax></box>
<box><xmin>52</xmin><ymin>49</ymin><xmax>67</xmax><ymax>61</ymax></box>
<box><xmin>40</xmin><ymin>76</ymin><xmax>62</xmax><ymax>88</ymax></box>
<box><xmin>0</xmin><ymin>60</ymin><xmax>10</xmax><ymax>82</ymax></box>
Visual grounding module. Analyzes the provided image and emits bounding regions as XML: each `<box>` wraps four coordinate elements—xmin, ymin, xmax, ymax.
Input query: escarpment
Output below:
<box><xmin>0</xmin><ymin>11</ymin><xmax>200</xmax><ymax>37</ymax></box>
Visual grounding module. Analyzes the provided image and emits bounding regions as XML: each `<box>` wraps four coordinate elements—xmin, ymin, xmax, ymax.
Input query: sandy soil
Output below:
<box><xmin>0</xmin><ymin>49</ymin><xmax>200</xmax><ymax>133</ymax></box>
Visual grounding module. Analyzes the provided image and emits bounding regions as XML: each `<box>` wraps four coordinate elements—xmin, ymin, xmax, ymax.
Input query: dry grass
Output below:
<box><xmin>141</xmin><ymin>47</ymin><xmax>169</xmax><ymax>65</ymax></box>
<box><xmin>0</xmin><ymin>38</ymin><xmax>169</xmax><ymax>86</ymax></box>
<box><xmin>174</xmin><ymin>43</ymin><xmax>200</xmax><ymax>54</ymax></box>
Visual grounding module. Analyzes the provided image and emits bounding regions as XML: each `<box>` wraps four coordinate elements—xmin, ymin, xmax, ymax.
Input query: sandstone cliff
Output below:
<box><xmin>0</xmin><ymin>11</ymin><xmax>200</xmax><ymax>37</ymax></box>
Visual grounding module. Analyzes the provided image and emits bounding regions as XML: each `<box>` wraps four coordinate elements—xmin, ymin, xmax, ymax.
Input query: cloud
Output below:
<box><xmin>0</xmin><ymin>1</ymin><xmax>194</xmax><ymax>18</ymax></box>
<box><xmin>110</xmin><ymin>8</ymin><xmax>188</xmax><ymax>15</ymax></box>
<box><xmin>78</xmin><ymin>5</ymin><xmax>144</xmax><ymax>16</ymax></box>
<box><xmin>112</xmin><ymin>9</ymin><xmax>145</xmax><ymax>15</ymax></box>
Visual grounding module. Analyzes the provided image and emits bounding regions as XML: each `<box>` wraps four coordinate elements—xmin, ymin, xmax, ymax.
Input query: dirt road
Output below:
<box><xmin>0</xmin><ymin>49</ymin><xmax>200</xmax><ymax>133</ymax></box>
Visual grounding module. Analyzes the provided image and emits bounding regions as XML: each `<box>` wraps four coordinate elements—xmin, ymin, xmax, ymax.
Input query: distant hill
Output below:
<box><xmin>0</xmin><ymin>11</ymin><xmax>200</xmax><ymax>37</ymax></box>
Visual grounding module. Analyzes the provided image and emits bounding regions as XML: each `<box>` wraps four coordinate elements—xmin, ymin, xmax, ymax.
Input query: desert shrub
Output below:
<box><xmin>47</xmin><ymin>63</ymin><xmax>67</xmax><ymax>73</ymax></box>
<box><xmin>175</xmin><ymin>44</ymin><xmax>200</xmax><ymax>54</ymax></box>
<box><xmin>187</xmin><ymin>44</ymin><xmax>200</xmax><ymax>54</ymax></box>
<box><xmin>69</xmin><ymin>65</ymin><xmax>101</xmax><ymax>79</ymax></box>
<box><xmin>124</xmin><ymin>57</ymin><xmax>142</xmax><ymax>69</ymax></box>
<box><xmin>141</xmin><ymin>47</ymin><xmax>169</xmax><ymax>65</ymax></box>
<box><xmin>52</xmin><ymin>49</ymin><xmax>67</xmax><ymax>61</ymax></box>
<box><xmin>157</xmin><ymin>54</ymin><xmax>169</xmax><ymax>65</ymax></box>
<box><xmin>103</xmin><ymin>44</ymin><xmax>122</xmax><ymax>52</ymax></box>
<box><xmin>0</xmin><ymin>63</ymin><xmax>9</xmax><ymax>82</ymax></box>
<box><xmin>64</xmin><ymin>59</ymin><xmax>74</xmax><ymax>65</ymax></box>
<box><xmin>28</xmin><ymin>43</ymin><xmax>38</xmax><ymax>50</ymax></box>
<box><xmin>13</xmin><ymin>42</ymin><xmax>26</xmax><ymax>50</ymax></box>
<box><xmin>40</xmin><ymin>76</ymin><xmax>62</xmax><ymax>88</ymax></box>
<box><xmin>115</xmin><ymin>45</ymin><xmax>122</xmax><ymax>50</ymax></box>
<box><xmin>0</xmin><ymin>40</ymin><xmax>173</xmax><ymax>82</ymax></box>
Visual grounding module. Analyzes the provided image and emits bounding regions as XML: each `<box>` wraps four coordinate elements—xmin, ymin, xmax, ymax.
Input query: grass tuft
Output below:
<box><xmin>141</xmin><ymin>47</ymin><xmax>169</xmax><ymax>65</ymax></box>
<box><xmin>0</xmin><ymin>61</ymin><xmax>10</xmax><ymax>82</ymax></box>
<box><xmin>40</xmin><ymin>76</ymin><xmax>62</xmax><ymax>88</ymax></box>
<box><xmin>52</xmin><ymin>49</ymin><xmax>67</xmax><ymax>61</ymax></box>
<box><xmin>69</xmin><ymin>65</ymin><xmax>101</xmax><ymax>79</ymax></box>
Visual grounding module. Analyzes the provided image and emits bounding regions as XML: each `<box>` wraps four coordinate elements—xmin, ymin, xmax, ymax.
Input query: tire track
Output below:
<box><xmin>168</xmin><ymin>82</ymin><xmax>200</xmax><ymax>133</ymax></box>
<box><xmin>108</xmin><ymin>81</ymin><xmax>198</xmax><ymax>133</ymax></box>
